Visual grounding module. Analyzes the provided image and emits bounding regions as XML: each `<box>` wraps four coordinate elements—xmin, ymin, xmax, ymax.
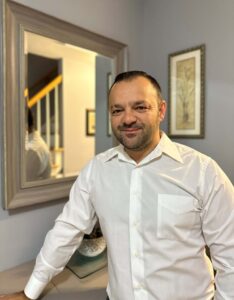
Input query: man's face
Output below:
<box><xmin>109</xmin><ymin>76</ymin><xmax>166</xmax><ymax>155</ymax></box>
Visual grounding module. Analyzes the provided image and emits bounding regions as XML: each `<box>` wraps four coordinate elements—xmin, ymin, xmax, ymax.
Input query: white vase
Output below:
<box><xmin>78</xmin><ymin>236</ymin><xmax>107</xmax><ymax>257</ymax></box>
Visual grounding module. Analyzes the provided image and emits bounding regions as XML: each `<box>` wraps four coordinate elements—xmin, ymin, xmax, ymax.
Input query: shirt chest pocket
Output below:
<box><xmin>157</xmin><ymin>194</ymin><xmax>200</xmax><ymax>241</ymax></box>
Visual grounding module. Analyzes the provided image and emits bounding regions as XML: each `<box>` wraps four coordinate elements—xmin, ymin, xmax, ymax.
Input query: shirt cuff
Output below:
<box><xmin>24</xmin><ymin>274</ymin><xmax>48</xmax><ymax>299</ymax></box>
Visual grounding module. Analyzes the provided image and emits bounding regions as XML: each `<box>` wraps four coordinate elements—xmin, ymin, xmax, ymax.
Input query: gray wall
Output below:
<box><xmin>1</xmin><ymin>0</ymin><xmax>234</xmax><ymax>273</ymax></box>
<box><xmin>140</xmin><ymin>0</ymin><xmax>234</xmax><ymax>182</ymax></box>
<box><xmin>0</xmin><ymin>0</ymin><xmax>143</xmax><ymax>271</ymax></box>
<box><xmin>95</xmin><ymin>55</ymin><xmax>113</xmax><ymax>154</ymax></box>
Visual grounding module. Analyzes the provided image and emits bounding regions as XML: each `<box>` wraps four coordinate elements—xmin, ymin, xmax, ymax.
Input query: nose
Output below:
<box><xmin>122</xmin><ymin>109</ymin><xmax>137</xmax><ymax>125</ymax></box>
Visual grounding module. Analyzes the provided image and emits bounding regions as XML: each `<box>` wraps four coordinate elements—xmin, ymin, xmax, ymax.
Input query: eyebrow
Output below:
<box><xmin>110</xmin><ymin>104</ymin><xmax>123</xmax><ymax>109</ymax></box>
<box><xmin>111</xmin><ymin>100</ymin><xmax>147</xmax><ymax>108</ymax></box>
<box><xmin>132</xmin><ymin>100</ymin><xmax>148</xmax><ymax>105</ymax></box>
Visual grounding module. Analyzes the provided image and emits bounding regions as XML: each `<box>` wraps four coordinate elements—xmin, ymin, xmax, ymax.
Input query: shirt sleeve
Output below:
<box><xmin>24</xmin><ymin>161</ymin><xmax>98</xmax><ymax>299</ymax></box>
<box><xmin>201</xmin><ymin>159</ymin><xmax>234</xmax><ymax>299</ymax></box>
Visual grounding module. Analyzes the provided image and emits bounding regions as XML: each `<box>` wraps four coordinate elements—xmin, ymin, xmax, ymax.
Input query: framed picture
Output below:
<box><xmin>86</xmin><ymin>109</ymin><xmax>95</xmax><ymax>136</ymax></box>
<box><xmin>168</xmin><ymin>45</ymin><xmax>205</xmax><ymax>138</ymax></box>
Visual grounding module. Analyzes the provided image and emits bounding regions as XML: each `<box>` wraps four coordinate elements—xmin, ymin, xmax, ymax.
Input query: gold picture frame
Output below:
<box><xmin>168</xmin><ymin>45</ymin><xmax>205</xmax><ymax>138</ymax></box>
<box><xmin>86</xmin><ymin>109</ymin><xmax>95</xmax><ymax>136</ymax></box>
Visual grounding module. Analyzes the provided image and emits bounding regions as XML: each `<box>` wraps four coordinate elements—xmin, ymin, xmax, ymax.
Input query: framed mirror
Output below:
<box><xmin>0</xmin><ymin>0</ymin><xmax>128</xmax><ymax>209</ymax></box>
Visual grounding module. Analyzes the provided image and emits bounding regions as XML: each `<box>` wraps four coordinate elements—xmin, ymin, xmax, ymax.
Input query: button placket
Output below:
<box><xmin>129</xmin><ymin>167</ymin><xmax>148</xmax><ymax>300</ymax></box>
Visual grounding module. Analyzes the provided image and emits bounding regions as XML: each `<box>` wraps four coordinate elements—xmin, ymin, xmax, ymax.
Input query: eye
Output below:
<box><xmin>135</xmin><ymin>105</ymin><xmax>148</xmax><ymax>112</ymax></box>
<box><xmin>111</xmin><ymin>108</ymin><xmax>123</xmax><ymax>116</ymax></box>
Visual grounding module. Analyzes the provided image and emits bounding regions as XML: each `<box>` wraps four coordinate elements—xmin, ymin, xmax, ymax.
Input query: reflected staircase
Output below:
<box><xmin>25</xmin><ymin>74</ymin><xmax>64</xmax><ymax>177</ymax></box>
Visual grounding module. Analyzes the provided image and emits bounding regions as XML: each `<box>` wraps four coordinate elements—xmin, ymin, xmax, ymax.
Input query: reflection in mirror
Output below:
<box><xmin>1</xmin><ymin>0</ymin><xmax>127</xmax><ymax>209</ymax></box>
<box><xmin>26</xmin><ymin>107</ymin><xmax>52</xmax><ymax>181</ymax></box>
<box><xmin>24</xmin><ymin>31</ymin><xmax>109</xmax><ymax>182</ymax></box>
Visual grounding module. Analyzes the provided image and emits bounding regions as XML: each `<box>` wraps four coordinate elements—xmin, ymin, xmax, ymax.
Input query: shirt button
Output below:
<box><xmin>133</xmin><ymin>251</ymin><xmax>140</xmax><ymax>257</ymax></box>
<box><xmin>134</xmin><ymin>282</ymin><xmax>145</xmax><ymax>289</ymax></box>
<box><xmin>133</xmin><ymin>221</ymin><xmax>139</xmax><ymax>227</ymax></box>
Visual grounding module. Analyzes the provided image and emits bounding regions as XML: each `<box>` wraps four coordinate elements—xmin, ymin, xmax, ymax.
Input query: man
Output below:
<box><xmin>1</xmin><ymin>71</ymin><xmax>234</xmax><ymax>299</ymax></box>
<box><xmin>25</xmin><ymin>108</ymin><xmax>52</xmax><ymax>181</ymax></box>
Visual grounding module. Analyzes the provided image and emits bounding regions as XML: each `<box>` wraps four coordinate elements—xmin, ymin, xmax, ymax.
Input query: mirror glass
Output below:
<box><xmin>24</xmin><ymin>31</ymin><xmax>112</xmax><ymax>182</ymax></box>
<box><xmin>1</xmin><ymin>0</ymin><xmax>127</xmax><ymax>209</ymax></box>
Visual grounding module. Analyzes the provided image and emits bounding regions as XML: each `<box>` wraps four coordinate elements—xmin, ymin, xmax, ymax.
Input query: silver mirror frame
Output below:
<box><xmin>0</xmin><ymin>0</ymin><xmax>128</xmax><ymax>209</ymax></box>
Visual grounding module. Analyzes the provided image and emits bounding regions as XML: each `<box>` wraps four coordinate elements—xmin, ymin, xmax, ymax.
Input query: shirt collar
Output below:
<box><xmin>102</xmin><ymin>132</ymin><xmax>183</xmax><ymax>164</ymax></box>
<box><xmin>157</xmin><ymin>132</ymin><xmax>183</xmax><ymax>163</ymax></box>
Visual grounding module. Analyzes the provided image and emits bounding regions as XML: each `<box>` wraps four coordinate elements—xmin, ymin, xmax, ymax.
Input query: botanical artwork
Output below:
<box><xmin>168</xmin><ymin>45</ymin><xmax>205</xmax><ymax>138</ymax></box>
<box><xmin>176</xmin><ymin>57</ymin><xmax>195</xmax><ymax>130</ymax></box>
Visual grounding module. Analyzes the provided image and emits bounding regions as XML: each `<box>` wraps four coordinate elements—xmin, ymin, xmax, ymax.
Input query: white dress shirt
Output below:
<box><xmin>25</xmin><ymin>130</ymin><xmax>51</xmax><ymax>181</ymax></box>
<box><xmin>25</xmin><ymin>133</ymin><xmax>234</xmax><ymax>300</ymax></box>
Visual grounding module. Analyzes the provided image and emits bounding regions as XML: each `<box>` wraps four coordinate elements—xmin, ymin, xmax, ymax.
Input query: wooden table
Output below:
<box><xmin>0</xmin><ymin>261</ymin><xmax>108</xmax><ymax>299</ymax></box>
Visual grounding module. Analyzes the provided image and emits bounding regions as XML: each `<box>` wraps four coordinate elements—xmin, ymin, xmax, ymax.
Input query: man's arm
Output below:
<box><xmin>201</xmin><ymin>159</ymin><xmax>234</xmax><ymax>299</ymax></box>
<box><xmin>26</xmin><ymin>160</ymin><xmax>97</xmax><ymax>299</ymax></box>
<box><xmin>1</xmin><ymin>160</ymin><xmax>97</xmax><ymax>300</ymax></box>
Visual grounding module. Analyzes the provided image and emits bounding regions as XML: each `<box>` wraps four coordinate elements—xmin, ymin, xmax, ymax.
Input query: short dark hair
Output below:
<box><xmin>110</xmin><ymin>70</ymin><xmax>163</xmax><ymax>99</ymax></box>
<box><xmin>28</xmin><ymin>108</ymin><xmax>34</xmax><ymax>133</ymax></box>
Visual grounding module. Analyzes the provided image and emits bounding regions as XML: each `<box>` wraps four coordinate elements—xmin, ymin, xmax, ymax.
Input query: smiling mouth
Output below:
<box><xmin>122</xmin><ymin>128</ymin><xmax>141</xmax><ymax>132</ymax></box>
<box><xmin>120</xmin><ymin>128</ymin><xmax>142</xmax><ymax>137</ymax></box>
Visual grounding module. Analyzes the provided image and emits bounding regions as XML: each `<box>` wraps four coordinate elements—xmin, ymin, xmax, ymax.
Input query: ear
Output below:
<box><xmin>159</xmin><ymin>100</ymin><xmax>167</xmax><ymax>122</ymax></box>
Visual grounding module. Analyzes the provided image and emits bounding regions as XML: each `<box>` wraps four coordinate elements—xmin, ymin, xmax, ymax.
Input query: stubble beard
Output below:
<box><xmin>112</xmin><ymin>124</ymin><xmax>156</xmax><ymax>152</ymax></box>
